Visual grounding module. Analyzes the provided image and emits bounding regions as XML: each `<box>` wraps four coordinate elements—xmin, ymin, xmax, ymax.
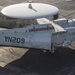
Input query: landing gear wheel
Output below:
<box><xmin>51</xmin><ymin>43</ymin><xmax>56</xmax><ymax>53</ymax></box>
<box><xmin>51</xmin><ymin>47</ymin><xmax>55</xmax><ymax>53</ymax></box>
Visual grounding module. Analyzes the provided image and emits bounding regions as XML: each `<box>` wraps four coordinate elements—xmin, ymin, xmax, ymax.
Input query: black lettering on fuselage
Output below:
<box><xmin>5</xmin><ymin>36</ymin><xmax>25</xmax><ymax>44</ymax></box>
<box><xmin>17</xmin><ymin>38</ymin><xmax>20</xmax><ymax>43</ymax></box>
<box><xmin>13</xmin><ymin>37</ymin><xmax>16</xmax><ymax>43</ymax></box>
<box><xmin>5</xmin><ymin>36</ymin><xmax>12</xmax><ymax>42</ymax></box>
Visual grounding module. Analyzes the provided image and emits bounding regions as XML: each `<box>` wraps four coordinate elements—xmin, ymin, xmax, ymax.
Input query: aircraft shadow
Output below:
<box><xmin>4</xmin><ymin>47</ymin><xmax>75</xmax><ymax>75</ymax></box>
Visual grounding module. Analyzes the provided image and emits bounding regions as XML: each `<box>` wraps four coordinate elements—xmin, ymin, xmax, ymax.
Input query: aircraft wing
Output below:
<box><xmin>37</xmin><ymin>18</ymin><xmax>66</xmax><ymax>32</ymax></box>
<box><xmin>50</xmin><ymin>21</ymin><xmax>66</xmax><ymax>32</ymax></box>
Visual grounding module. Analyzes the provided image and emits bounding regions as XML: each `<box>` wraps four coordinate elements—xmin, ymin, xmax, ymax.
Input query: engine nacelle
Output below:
<box><xmin>54</xmin><ymin>18</ymin><xmax>75</xmax><ymax>28</ymax></box>
<box><xmin>68</xmin><ymin>19</ymin><xmax>75</xmax><ymax>27</ymax></box>
<box><xmin>54</xmin><ymin>18</ymin><xmax>68</xmax><ymax>28</ymax></box>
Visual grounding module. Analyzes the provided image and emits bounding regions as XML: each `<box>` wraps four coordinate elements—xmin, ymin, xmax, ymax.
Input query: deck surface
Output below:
<box><xmin>0</xmin><ymin>0</ymin><xmax>75</xmax><ymax>75</ymax></box>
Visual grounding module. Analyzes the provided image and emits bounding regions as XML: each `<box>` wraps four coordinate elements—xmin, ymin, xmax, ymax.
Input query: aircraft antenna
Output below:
<box><xmin>28</xmin><ymin>3</ymin><xmax>32</xmax><ymax>9</ymax></box>
<box><xmin>1</xmin><ymin>3</ymin><xmax>59</xmax><ymax>19</ymax></box>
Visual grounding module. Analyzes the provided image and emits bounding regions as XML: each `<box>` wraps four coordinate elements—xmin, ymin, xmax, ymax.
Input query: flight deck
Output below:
<box><xmin>0</xmin><ymin>0</ymin><xmax>75</xmax><ymax>75</ymax></box>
